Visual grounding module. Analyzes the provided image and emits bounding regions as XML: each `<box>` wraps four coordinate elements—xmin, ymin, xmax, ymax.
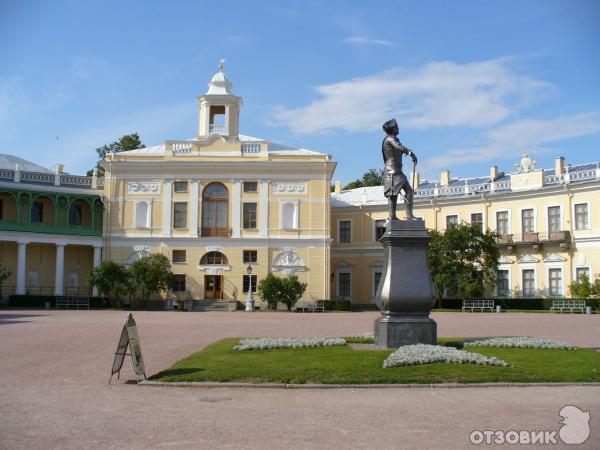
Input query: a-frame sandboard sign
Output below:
<box><xmin>109</xmin><ymin>313</ymin><xmax>146</xmax><ymax>384</ymax></box>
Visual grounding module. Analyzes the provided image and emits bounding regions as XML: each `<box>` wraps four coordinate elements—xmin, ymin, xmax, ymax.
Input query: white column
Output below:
<box><xmin>189</xmin><ymin>180</ymin><xmax>199</xmax><ymax>237</ymax></box>
<box><xmin>259</xmin><ymin>179</ymin><xmax>269</xmax><ymax>237</ymax></box>
<box><xmin>16</xmin><ymin>241</ymin><xmax>27</xmax><ymax>295</ymax></box>
<box><xmin>225</xmin><ymin>105</ymin><xmax>230</xmax><ymax>136</ymax></box>
<box><xmin>231</xmin><ymin>179</ymin><xmax>241</xmax><ymax>238</ymax></box>
<box><xmin>162</xmin><ymin>180</ymin><xmax>172</xmax><ymax>236</ymax></box>
<box><xmin>92</xmin><ymin>246</ymin><xmax>102</xmax><ymax>296</ymax></box>
<box><xmin>54</xmin><ymin>244</ymin><xmax>65</xmax><ymax>296</ymax></box>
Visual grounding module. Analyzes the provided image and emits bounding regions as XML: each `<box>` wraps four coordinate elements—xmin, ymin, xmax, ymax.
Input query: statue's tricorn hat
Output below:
<box><xmin>382</xmin><ymin>118</ymin><xmax>398</xmax><ymax>134</ymax></box>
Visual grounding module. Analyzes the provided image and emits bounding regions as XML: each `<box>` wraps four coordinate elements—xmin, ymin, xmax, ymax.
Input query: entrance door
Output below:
<box><xmin>204</xmin><ymin>275</ymin><xmax>223</xmax><ymax>299</ymax></box>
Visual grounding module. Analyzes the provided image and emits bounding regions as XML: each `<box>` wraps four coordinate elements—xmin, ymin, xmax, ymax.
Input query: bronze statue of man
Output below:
<box><xmin>382</xmin><ymin>118</ymin><xmax>417</xmax><ymax>220</ymax></box>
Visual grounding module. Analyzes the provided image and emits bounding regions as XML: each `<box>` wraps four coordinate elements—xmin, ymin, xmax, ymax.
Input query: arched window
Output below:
<box><xmin>135</xmin><ymin>202</ymin><xmax>149</xmax><ymax>228</ymax></box>
<box><xmin>202</xmin><ymin>183</ymin><xmax>229</xmax><ymax>237</ymax></box>
<box><xmin>69</xmin><ymin>204</ymin><xmax>82</xmax><ymax>225</ymax></box>
<box><xmin>200</xmin><ymin>251</ymin><xmax>228</xmax><ymax>265</ymax></box>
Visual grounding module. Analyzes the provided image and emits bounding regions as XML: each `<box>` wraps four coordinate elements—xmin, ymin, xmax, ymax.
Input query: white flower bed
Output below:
<box><xmin>348</xmin><ymin>332</ymin><xmax>374</xmax><ymax>340</ymax></box>
<box><xmin>234</xmin><ymin>337</ymin><xmax>346</xmax><ymax>351</ymax></box>
<box><xmin>462</xmin><ymin>336</ymin><xmax>575</xmax><ymax>349</ymax></box>
<box><xmin>382</xmin><ymin>344</ymin><xmax>508</xmax><ymax>368</ymax></box>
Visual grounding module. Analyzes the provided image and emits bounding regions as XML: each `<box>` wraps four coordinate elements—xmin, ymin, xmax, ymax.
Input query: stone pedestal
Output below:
<box><xmin>374</xmin><ymin>219</ymin><xmax>437</xmax><ymax>348</ymax></box>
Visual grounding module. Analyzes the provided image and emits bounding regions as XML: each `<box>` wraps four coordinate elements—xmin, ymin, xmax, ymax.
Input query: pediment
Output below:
<box><xmin>369</xmin><ymin>259</ymin><xmax>384</xmax><ymax>268</ymax></box>
<box><xmin>517</xmin><ymin>254</ymin><xmax>539</xmax><ymax>264</ymax></box>
<box><xmin>335</xmin><ymin>259</ymin><xmax>354</xmax><ymax>269</ymax></box>
<box><xmin>543</xmin><ymin>253</ymin><xmax>567</xmax><ymax>263</ymax></box>
<box><xmin>498</xmin><ymin>255</ymin><xmax>513</xmax><ymax>264</ymax></box>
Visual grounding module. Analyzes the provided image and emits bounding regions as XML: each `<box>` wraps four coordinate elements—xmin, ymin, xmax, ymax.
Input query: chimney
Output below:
<box><xmin>440</xmin><ymin>170</ymin><xmax>450</xmax><ymax>186</ymax></box>
<box><xmin>490</xmin><ymin>165</ymin><xmax>498</xmax><ymax>181</ymax></box>
<box><xmin>334</xmin><ymin>180</ymin><xmax>341</xmax><ymax>194</ymax></box>
<box><xmin>555</xmin><ymin>156</ymin><xmax>565</xmax><ymax>176</ymax></box>
<box><xmin>410</xmin><ymin>171</ymin><xmax>420</xmax><ymax>187</ymax></box>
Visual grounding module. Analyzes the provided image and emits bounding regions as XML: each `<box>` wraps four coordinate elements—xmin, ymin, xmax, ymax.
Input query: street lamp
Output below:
<box><xmin>245</xmin><ymin>264</ymin><xmax>254</xmax><ymax>312</ymax></box>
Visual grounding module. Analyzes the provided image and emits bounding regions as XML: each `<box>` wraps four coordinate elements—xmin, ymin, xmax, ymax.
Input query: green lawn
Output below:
<box><xmin>150</xmin><ymin>338</ymin><xmax>600</xmax><ymax>384</ymax></box>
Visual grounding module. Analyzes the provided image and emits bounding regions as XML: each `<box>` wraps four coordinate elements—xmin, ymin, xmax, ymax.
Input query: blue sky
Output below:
<box><xmin>1</xmin><ymin>0</ymin><xmax>599</xmax><ymax>183</ymax></box>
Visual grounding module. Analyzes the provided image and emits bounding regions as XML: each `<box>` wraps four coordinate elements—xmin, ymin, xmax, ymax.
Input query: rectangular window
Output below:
<box><xmin>574</xmin><ymin>203</ymin><xmax>589</xmax><ymax>230</ymax></box>
<box><xmin>576</xmin><ymin>267</ymin><xmax>590</xmax><ymax>283</ymax></box>
<box><xmin>243</xmin><ymin>250</ymin><xmax>257</xmax><ymax>263</ymax></box>
<box><xmin>374</xmin><ymin>272</ymin><xmax>382</xmax><ymax>294</ymax></box>
<box><xmin>339</xmin><ymin>221</ymin><xmax>351</xmax><ymax>243</ymax></box>
<box><xmin>31</xmin><ymin>202</ymin><xmax>44</xmax><ymax>223</ymax></box>
<box><xmin>173</xmin><ymin>274</ymin><xmax>186</xmax><ymax>292</ymax></box>
<box><xmin>174</xmin><ymin>181</ymin><xmax>188</xmax><ymax>193</ymax></box>
<box><xmin>470</xmin><ymin>213</ymin><xmax>483</xmax><ymax>231</ymax></box>
<box><xmin>172</xmin><ymin>250</ymin><xmax>186</xmax><ymax>263</ymax></box>
<box><xmin>375</xmin><ymin>219</ymin><xmax>386</xmax><ymax>240</ymax></box>
<box><xmin>243</xmin><ymin>275</ymin><xmax>257</xmax><ymax>293</ymax></box>
<box><xmin>173</xmin><ymin>202</ymin><xmax>187</xmax><ymax>229</ymax></box>
<box><xmin>548</xmin><ymin>268</ymin><xmax>562</xmax><ymax>297</ymax></box>
<box><xmin>547</xmin><ymin>206</ymin><xmax>561</xmax><ymax>232</ymax></box>
<box><xmin>521</xmin><ymin>209</ymin><xmax>534</xmax><ymax>234</ymax></box>
<box><xmin>243</xmin><ymin>181</ymin><xmax>257</xmax><ymax>193</ymax></box>
<box><xmin>243</xmin><ymin>203</ymin><xmax>257</xmax><ymax>229</ymax></box>
<box><xmin>446</xmin><ymin>215</ymin><xmax>458</xmax><ymax>229</ymax></box>
<box><xmin>496</xmin><ymin>211</ymin><xmax>509</xmax><ymax>235</ymax></box>
<box><xmin>497</xmin><ymin>270</ymin><xmax>509</xmax><ymax>297</ymax></box>
<box><xmin>338</xmin><ymin>272</ymin><xmax>351</xmax><ymax>297</ymax></box>
<box><xmin>522</xmin><ymin>269</ymin><xmax>535</xmax><ymax>297</ymax></box>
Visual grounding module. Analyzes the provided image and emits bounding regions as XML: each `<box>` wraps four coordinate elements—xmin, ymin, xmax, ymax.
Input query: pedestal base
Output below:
<box><xmin>374</xmin><ymin>314</ymin><xmax>437</xmax><ymax>348</ymax></box>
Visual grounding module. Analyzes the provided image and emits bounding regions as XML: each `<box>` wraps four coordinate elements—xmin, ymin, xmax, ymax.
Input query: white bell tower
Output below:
<box><xmin>197</xmin><ymin>60</ymin><xmax>243</xmax><ymax>139</ymax></box>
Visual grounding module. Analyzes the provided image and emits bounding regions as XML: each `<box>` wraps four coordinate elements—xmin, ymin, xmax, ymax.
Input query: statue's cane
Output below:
<box><xmin>411</xmin><ymin>155</ymin><xmax>417</xmax><ymax>190</ymax></box>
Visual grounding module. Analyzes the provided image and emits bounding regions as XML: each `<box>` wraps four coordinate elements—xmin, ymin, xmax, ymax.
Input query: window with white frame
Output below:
<box><xmin>135</xmin><ymin>202</ymin><xmax>150</xmax><ymax>228</ymax></box>
<box><xmin>496</xmin><ymin>211</ymin><xmax>509</xmax><ymax>236</ymax></box>
<box><xmin>574</xmin><ymin>203</ymin><xmax>589</xmax><ymax>230</ymax></box>
<box><xmin>446</xmin><ymin>215</ymin><xmax>459</xmax><ymax>229</ymax></box>
<box><xmin>375</xmin><ymin>219</ymin><xmax>386</xmax><ymax>241</ymax></box>
<box><xmin>281</xmin><ymin>202</ymin><xmax>297</xmax><ymax>229</ymax></box>
<box><xmin>173</xmin><ymin>202</ymin><xmax>187</xmax><ymax>229</ymax></box>
<box><xmin>338</xmin><ymin>272</ymin><xmax>351</xmax><ymax>298</ymax></box>
<box><xmin>470</xmin><ymin>213</ymin><xmax>483</xmax><ymax>231</ymax></box>
<box><xmin>497</xmin><ymin>270</ymin><xmax>510</xmax><ymax>297</ymax></box>
<box><xmin>174</xmin><ymin>181</ymin><xmax>188</xmax><ymax>193</ymax></box>
<box><xmin>576</xmin><ymin>267</ymin><xmax>590</xmax><ymax>283</ymax></box>
<box><xmin>547</xmin><ymin>206</ymin><xmax>561</xmax><ymax>232</ymax></box>
<box><xmin>521</xmin><ymin>208</ymin><xmax>534</xmax><ymax>234</ymax></box>
<box><xmin>548</xmin><ymin>268</ymin><xmax>563</xmax><ymax>297</ymax></box>
<box><xmin>339</xmin><ymin>220</ymin><xmax>351</xmax><ymax>243</ymax></box>
<box><xmin>522</xmin><ymin>269</ymin><xmax>535</xmax><ymax>297</ymax></box>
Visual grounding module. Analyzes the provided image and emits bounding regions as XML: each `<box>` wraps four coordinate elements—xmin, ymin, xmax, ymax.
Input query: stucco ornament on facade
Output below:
<box><xmin>272</xmin><ymin>182</ymin><xmax>307</xmax><ymax>194</ymax></box>
<box><xmin>515</xmin><ymin>153</ymin><xmax>537</xmax><ymax>173</ymax></box>
<box><xmin>128</xmin><ymin>182</ymin><xmax>160</xmax><ymax>194</ymax></box>
<box><xmin>272</xmin><ymin>250</ymin><xmax>306</xmax><ymax>276</ymax></box>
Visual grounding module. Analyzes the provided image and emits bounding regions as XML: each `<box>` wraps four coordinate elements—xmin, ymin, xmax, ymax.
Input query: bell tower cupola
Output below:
<box><xmin>197</xmin><ymin>59</ymin><xmax>243</xmax><ymax>139</ymax></box>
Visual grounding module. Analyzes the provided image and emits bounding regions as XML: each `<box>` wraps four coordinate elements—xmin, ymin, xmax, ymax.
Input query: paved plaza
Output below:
<box><xmin>1</xmin><ymin>310</ymin><xmax>599</xmax><ymax>449</ymax></box>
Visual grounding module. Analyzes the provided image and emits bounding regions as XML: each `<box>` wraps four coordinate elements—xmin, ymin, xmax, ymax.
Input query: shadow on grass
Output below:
<box><xmin>150</xmin><ymin>367</ymin><xmax>205</xmax><ymax>380</ymax></box>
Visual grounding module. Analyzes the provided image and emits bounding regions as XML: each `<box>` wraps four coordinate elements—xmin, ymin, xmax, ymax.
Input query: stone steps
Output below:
<box><xmin>191</xmin><ymin>300</ymin><xmax>230</xmax><ymax>312</ymax></box>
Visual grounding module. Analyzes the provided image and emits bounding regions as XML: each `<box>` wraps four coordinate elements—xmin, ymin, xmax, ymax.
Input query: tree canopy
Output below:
<box><xmin>87</xmin><ymin>133</ymin><xmax>145</xmax><ymax>176</ymax></box>
<box><xmin>257</xmin><ymin>273</ymin><xmax>307</xmax><ymax>310</ymax></box>
<box><xmin>343</xmin><ymin>168</ymin><xmax>383</xmax><ymax>190</ymax></box>
<box><xmin>428</xmin><ymin>223</ymin><xmax>500</xmax><ymax>300</ymax></box>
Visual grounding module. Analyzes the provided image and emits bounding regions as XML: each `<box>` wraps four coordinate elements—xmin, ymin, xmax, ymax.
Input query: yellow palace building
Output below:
<box><xmin>0</xmin><ymin>65</ymin><xmax>599</xmax><ymax>308</ymax></box>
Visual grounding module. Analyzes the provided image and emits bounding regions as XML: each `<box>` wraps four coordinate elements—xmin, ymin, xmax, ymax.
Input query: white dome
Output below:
<box><xmin>206</xmin><ymin>70</ymin><xmax>233</xmax><ymax>95</ymax></box>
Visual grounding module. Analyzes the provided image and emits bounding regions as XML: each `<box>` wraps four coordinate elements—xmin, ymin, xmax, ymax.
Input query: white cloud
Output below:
<box><xmin>271</xmin><ymin>59</ymin><xmax>552</xmax><ymax>134</ymax></box>
<box><xmin>343</xmin><ymin>36</ymin><xmax>394</xmax><ymax>46</ymax></box>
<box><xmin>423</xmin><ymin>112</ymin><xmax>600</xmax><ymax>172</ymax></box>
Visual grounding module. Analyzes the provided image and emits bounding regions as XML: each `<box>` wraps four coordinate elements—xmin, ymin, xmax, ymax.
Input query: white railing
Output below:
<box><xmin>494</xmin><ymin>179</ymin><xmax>511</xmax><ymax>190</ymax></box>
<box><xmin>97</xmin><ymin>178</ymin><xmax>105</xmax><ymax>189</ymax></box>
<box><xmin>544</xmin><ymin>173</ymin><xmax>564</xmax><ymax>185</ymax></box>
<box><xmin>209</xmin><ymin>125</ymin><xmax>226</xmax><ymax>135</ymax></box>
<box><xmin>21</xmin><ymin>171</ymin><xmax>54</xmax><ymax>184</ymax></box>
<box><xmin>569</xmin><ymin>168</ymin><xmax>596</xmax><ymax>182</ymax></box>
<box><xmin>0</xmin><ymin>169</ymin><xmax>15</xmax><ymax>180</ymax></box>
<box><xmin>414</xmin><ymin>187</ymin><xmax>435</xmax><ymax>198</ymax></box>
<box><xmin>60</xmin><ymin>174</ymin><xmax>92</xmax><ymax>187</ymax></box>
<box><xmin>241</xmin><ymin>143</ymin><xmax>261</xmax><ymax>153</ymax></box>
<box><xmin>438</xmin><ymin>185</ymin><xmax>466</xmax><ymax>196</ymax></box>
<box><xmin>467</xmin><ymin>182</ymin><xmax>491</xmax><ymax>195</ymax></box>
<box><xmin>172</xmin><ymin>142</ymin><xmax>193</xmax><ymax>154</ymax></box>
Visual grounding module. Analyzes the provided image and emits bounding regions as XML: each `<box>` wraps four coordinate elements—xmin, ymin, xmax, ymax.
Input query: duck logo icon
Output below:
<box><xmin>559</xmin><ymin>405</ymin><xmax>590</xmax><ymax>445</ymax></box>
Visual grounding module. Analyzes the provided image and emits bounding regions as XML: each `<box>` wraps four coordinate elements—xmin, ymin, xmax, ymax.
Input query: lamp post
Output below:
<box><xmin>245</xmin><ymin>264</ymin><xmax>255</xmax><ymax>312</ymax></box>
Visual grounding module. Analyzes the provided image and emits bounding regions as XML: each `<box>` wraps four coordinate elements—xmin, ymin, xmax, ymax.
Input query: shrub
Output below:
<box><xmin>257</xmin><ymin>274</ymin><xmax>307</xmax><ymax>311</ymax></box>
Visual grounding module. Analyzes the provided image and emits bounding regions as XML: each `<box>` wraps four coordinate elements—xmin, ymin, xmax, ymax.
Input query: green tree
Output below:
<box><xmin>257</xmin><ymin>273</ymin><xmax>282</xmax><ymax>310</ymax></box>
<box><xmin>128</xmin><ymin>254</ymin><xmax>175</xmax><ymax>308</ymax></box>
<box><xmin>279</xmin><ymin>275</ymin><xmax>307</xmax><ymax>311</ymax></box>
<box><xmin>87</xmin><ymin>133</ymin><xmax>145</xmax><ymax>177</ymax></box>
<box><xmin>342</xmin><ymin>168</ymin><xmax>383</xmax><ymax>190</ymax></box>
<box><xmin>428</xmin><ymin>223</ymin><xmax>500</xmax><ymax>303</ymax></box>
<box><xmin>87</xmin><ymin>260</ymin><xmax>128</xmax><ymax>306</ymax></box>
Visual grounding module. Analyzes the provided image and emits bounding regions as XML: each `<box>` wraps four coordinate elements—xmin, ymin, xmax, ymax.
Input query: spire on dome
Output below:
<box><xmin>206</xmin><ymin>59</ymin><xmax>233</xmax><ymax>95</ymax></box>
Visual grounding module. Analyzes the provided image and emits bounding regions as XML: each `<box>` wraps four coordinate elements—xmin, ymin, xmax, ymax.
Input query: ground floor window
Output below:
<box><xmin>243</xmin><ymin>275</ymin><xmax>257</xmax><ymax>293</ymax></box>
<box><xmin>522</xmin><ymin>269</ymin><xmax>535</xmax><ymax>297</ymax></box>
<box><xmin>173</xmin><ymin>274</ymin><xmax>186</xmax><ymax>292</ymax></box>
<box><xmin>548</xmin><ymin>268</ymin><xmax>562</xmax><ymax>297</ymax></box>
<box><xmin>497</xmin><ymin>270</ymin><xmax>509</xmax><ymax>297</ymax></box>
<box><xmin>338</xmin><ymin>272</ymin><xmax>351</xmax><ymax>298</ymax></box>
<box><xmin>576</xmin><ymin>267</ymin><xmax>590</xmax><ymax>283</ymax></box>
